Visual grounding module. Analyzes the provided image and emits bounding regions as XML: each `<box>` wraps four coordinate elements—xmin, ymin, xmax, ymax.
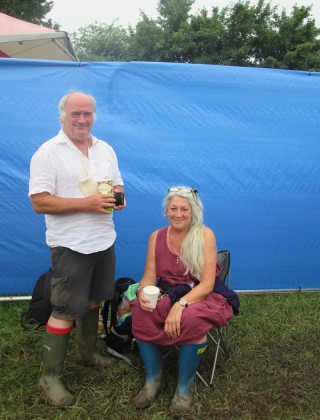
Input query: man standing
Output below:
<box><xmin>29</xmin><ymin>92</ymin><xmax>125</xmax><ymax>407</ymax></box>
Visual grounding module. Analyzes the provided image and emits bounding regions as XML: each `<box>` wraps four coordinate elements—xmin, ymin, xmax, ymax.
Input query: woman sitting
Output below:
<box><xmin>131</xmin><ymin>186</ymin><xmax>234</xmax><ymax>416</ymax></box>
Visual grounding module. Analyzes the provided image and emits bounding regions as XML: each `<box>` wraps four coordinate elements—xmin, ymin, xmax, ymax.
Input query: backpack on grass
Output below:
<box><xmin>21</xmin><ymin>269</ymin><xmax>53</xmax><ymax>330</ymax></box>
<box><xmin>101</xmin><ymin>277</ymin><xmax>138</xmax><ymax>354</ymax></box>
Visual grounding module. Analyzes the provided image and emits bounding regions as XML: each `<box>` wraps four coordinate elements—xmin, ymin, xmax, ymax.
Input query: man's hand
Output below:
<box><xmin>86</xmin><ymin>193</ymin><xmax>116</xmax><ymax>213</ymax></box>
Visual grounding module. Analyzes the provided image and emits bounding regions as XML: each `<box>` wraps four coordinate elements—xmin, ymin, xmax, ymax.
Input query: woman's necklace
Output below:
<box><xmin>168</xmin><ymin>227</ymin><xmax>182</xmax><ymax>264</ymax></box>
<box><xmin>168</xmin><ymin>227</ymin><xmax>192</xmax><ymax>282</ymax></box>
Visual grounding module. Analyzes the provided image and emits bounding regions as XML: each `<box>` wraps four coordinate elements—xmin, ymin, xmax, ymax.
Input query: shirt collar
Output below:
<box><xmin>56</xmin><ymin>128</ymin><xmax>98</xmax><ymax>146</ymax></box>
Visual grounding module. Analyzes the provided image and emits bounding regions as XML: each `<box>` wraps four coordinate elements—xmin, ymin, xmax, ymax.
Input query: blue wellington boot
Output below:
<box><xmin>133</xmin><ymin>341</ymin><xmax>164</xmax><ymax>408</ymax></box>
<box><xmin>170</xmin><ymin>342</ymin><xmax>208</xmax><ymax>416</ymax></box>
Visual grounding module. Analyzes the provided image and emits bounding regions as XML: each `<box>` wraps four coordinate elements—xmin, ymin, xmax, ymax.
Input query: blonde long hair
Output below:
<box><xmin>163</xmin><ymin>187</ymin><xmax>204</xmax><ymax>280</ymax></box>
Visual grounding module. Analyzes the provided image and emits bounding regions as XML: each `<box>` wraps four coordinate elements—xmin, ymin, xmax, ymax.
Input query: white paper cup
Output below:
<box><xmin>143</xmin><ymin>285</ymin><xmax>160</xmax><ymax>309</ymax></box>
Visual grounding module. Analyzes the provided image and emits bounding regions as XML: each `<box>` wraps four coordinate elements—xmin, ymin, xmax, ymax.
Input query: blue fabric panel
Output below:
<box><xmin>0</xmin><ymin>58</ymin><xmax>319</xmax><ymax>294</ymax></box>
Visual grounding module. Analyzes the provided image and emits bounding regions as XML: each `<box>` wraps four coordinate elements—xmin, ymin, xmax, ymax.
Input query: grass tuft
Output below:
<box><xmin>1</xmin><ymin>292</ymin><xmax>320</xmax><ymax>419</ymax></box>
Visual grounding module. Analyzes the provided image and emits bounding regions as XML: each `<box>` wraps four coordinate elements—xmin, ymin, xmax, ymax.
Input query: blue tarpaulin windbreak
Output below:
<box><xmin>0</xmin><ymin>58</ymin><xmax>319</xmax><ymax>296</ymax></box>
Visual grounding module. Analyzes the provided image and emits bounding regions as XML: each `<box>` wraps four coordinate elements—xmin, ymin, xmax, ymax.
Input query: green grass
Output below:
<box><xmin>1</xmin><ymin>292</ymin><xmax>320</xmax><ymax>419</ymax></box>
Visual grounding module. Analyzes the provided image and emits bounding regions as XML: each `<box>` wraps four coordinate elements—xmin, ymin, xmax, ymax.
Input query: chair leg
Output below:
<box><xmin>209</xmin><ymin>336</ymin><xmax>221</xmax><ymax>386</ymax></box>
<box><xmin>208</xmin><ymin>324</ymin><xmax>231</xmax><ymax>386</ymax></box>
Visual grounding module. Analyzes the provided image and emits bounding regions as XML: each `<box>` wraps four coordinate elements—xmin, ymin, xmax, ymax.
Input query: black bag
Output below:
<box><xmin>101</xmin><ymin>277</ymin><xmax>137</xmax><ymax>353</ymax></box>
<box><xmin>21</xmin><ymin>268</ymin><xmax>53</xmax><ymax>329</ymax></box>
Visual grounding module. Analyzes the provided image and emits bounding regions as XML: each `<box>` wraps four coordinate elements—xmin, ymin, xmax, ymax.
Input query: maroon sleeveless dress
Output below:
<box><xmin>131</xmin><ymin>227</ymin><xmax>233</xmax><ymax>345</ymax></box>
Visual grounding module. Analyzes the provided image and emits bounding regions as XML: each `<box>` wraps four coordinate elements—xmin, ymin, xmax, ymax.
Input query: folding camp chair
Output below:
<box><xmin>163</xmin><ymin>250</ymin><xmax>233</xmax><ymax>387</ymax></box>
<box><xmin>196</xmin><ymin>249</ymin><xmax>231</xmax><ymax>387</ymax></box>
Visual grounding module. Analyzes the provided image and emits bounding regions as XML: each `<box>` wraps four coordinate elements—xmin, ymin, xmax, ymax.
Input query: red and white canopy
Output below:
<box><xmin>0</xmin><ymin>12</ymin><xmax>78</xmax><ymax>61</ymax></box>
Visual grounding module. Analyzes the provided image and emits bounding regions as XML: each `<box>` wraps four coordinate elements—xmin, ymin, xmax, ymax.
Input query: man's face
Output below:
<box><xmin>62</xmin><ymin>93</ymin><xmax>95</xmax><ymax>143</ymax></box>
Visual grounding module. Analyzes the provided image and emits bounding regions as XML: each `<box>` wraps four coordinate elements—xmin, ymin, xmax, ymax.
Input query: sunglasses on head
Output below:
<box><xmin>168</xmin><ymin>186</ymin><xmax>198</xmax><ymax>194</ymax></box>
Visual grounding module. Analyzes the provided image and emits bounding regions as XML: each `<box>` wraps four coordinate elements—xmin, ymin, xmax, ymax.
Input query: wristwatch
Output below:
<box><xmin>178</xmin><ymin>298</ymin><xmax>188</xmax><ymax>308</ymax></box>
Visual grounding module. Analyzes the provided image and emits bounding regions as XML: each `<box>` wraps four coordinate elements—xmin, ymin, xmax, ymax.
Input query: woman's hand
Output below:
<box><xmin>137</xmin><ymin>288</ymin><xmax>155</xmax><ymax>312</ymax></box>
<box><xmin>164</xmin><ymin>303</ymin><xmax>185</xmax><ymax>339</ymax></box>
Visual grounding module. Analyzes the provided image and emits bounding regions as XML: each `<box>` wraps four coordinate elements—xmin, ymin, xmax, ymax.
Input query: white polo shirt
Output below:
<box><xmin>29</xmin><ymin>129</ymin><xmax>124</xmax><ymax>254</ymax></box>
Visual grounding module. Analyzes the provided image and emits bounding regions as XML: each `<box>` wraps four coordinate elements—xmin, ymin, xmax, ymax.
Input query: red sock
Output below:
<box><xmin>46</xmin><ymin>323</ymin><xmax>73</xmax><ymax>335</ymax></box>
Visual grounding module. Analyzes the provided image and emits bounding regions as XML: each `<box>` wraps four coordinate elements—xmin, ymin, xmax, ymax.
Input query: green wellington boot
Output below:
<box><xmin>37</xmin><ymin>328</ymin><xmax>74</xmax><ymax>407</ymax></box>
<box><xmin>76</xmin><ymin>307</ymin><xmax>117</xmax><ymax>369</ymax></box>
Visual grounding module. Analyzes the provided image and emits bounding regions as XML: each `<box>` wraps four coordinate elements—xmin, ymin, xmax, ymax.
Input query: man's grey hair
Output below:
<box><xmin>58</xmin><ymin>91</ymin><xmax>97</xmax><ymax>125</ymax></box>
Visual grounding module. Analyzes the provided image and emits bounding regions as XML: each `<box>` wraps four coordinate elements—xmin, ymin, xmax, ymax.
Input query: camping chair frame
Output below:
<box><xmin>197</xmin><ymin>249</ymin><xmax>231</xmax><ymax>387</ymax></box>
<box><xmin>163</xmin><ymin>250</ymin><xmax>231</xmax><ymax>388</ymax></box>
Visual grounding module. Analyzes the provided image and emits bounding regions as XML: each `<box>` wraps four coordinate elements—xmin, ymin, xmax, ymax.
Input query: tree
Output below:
<box><xmin>0</xmin><ymin>0</ymin><xmax>58</xmax><ymax>28</ymax></box>
<box><xmin>205</xmin><ymin>0</ymin><xmax>320</xmax><ymax>70</ymax></box>
<box><xmin>218</xmin><ymin>0</ymin><xmax>277</xmax><ymax>66</ymax></box>
<box><xmin>187</xmin><ymin>8</ymin><xmax>226</xmax><ymax>64</ymax></box>
<box><xmin>127</xmin><ymin>13</ymin><xmax>165</xmax><ymax>62</ymax></box>
<box><xmin>157</xmin><ymin>0</ymin><xmax>196</xmax><ymax>62</ymax></box>
<box><xmin>128</xmin><ymin>0</ymin><xmax>195</xmax><ymax>62</ymax></box>
<box><xmin>157</xmin><ymin>0</ymin><xmax>194</xmax><ymax>32</ymax></box>
<box><xmin>69</xmin><ymin>0</ymin><xmax>320</xmax><ymax>71</ymax></box>
<box><xmin>71</xmin><ymin>22</ymin><xmax>130</xmax><ymax>62</ymax></box>
<box><xmin>264</xmin><ymin>5</ymin><xmax>320</xmax><ymax>70</ymax></box>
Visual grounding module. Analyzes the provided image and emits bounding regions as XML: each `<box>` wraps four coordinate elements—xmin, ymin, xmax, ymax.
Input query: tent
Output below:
<box><xmin>0</xmin><ymin>12</ymin><xmax>78</xmax><ymax>61</ymax></box>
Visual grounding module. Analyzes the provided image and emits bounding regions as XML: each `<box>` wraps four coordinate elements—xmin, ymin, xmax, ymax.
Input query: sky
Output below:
<box><xmin>47</xmin><ymin>0</ymin><xmax>319</xmax><ymax>33</ymax></box>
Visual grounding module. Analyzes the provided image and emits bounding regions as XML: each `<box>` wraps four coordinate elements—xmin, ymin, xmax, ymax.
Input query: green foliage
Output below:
<box><xmin>188</xmin><ymin>8</ymin><xmax>226</xmax><ymax>64</ymax></box>
<box><xmin>157</xmin><ymin>0</ymin><xmax>194</xmax><ymax>31</ymax></box>
<box><xmin>127</xmin><ymin>14</ymin><xmax>165</xmax><ymax>62</ymax></box>
<box><xmin>71</xmin><ymin>0</ymin><xmax>320</xmax><ymax>71</ymax></box>
<box><xmin>263</xmin><ymin>4</ymin><xmax>320</xmax><ymax>70</ymax></box>
<box><xmin>71</xmin><ymin>22</ymin><xmax>130</xmax><ymax>62</ymax></box>
<box><xmin>1</xmin><ymin>293</ymin><xmax>320</xmax><ymax>418</ymax></box>
<box><xmin>0</xmin><ymin>0</ymin><xmax>57</xmax><ymax>28</ymax></box>
<box><xmin>5</xmin><ymin>0</ymin><xmax>318</xmax><ymax>70</ymax></box>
